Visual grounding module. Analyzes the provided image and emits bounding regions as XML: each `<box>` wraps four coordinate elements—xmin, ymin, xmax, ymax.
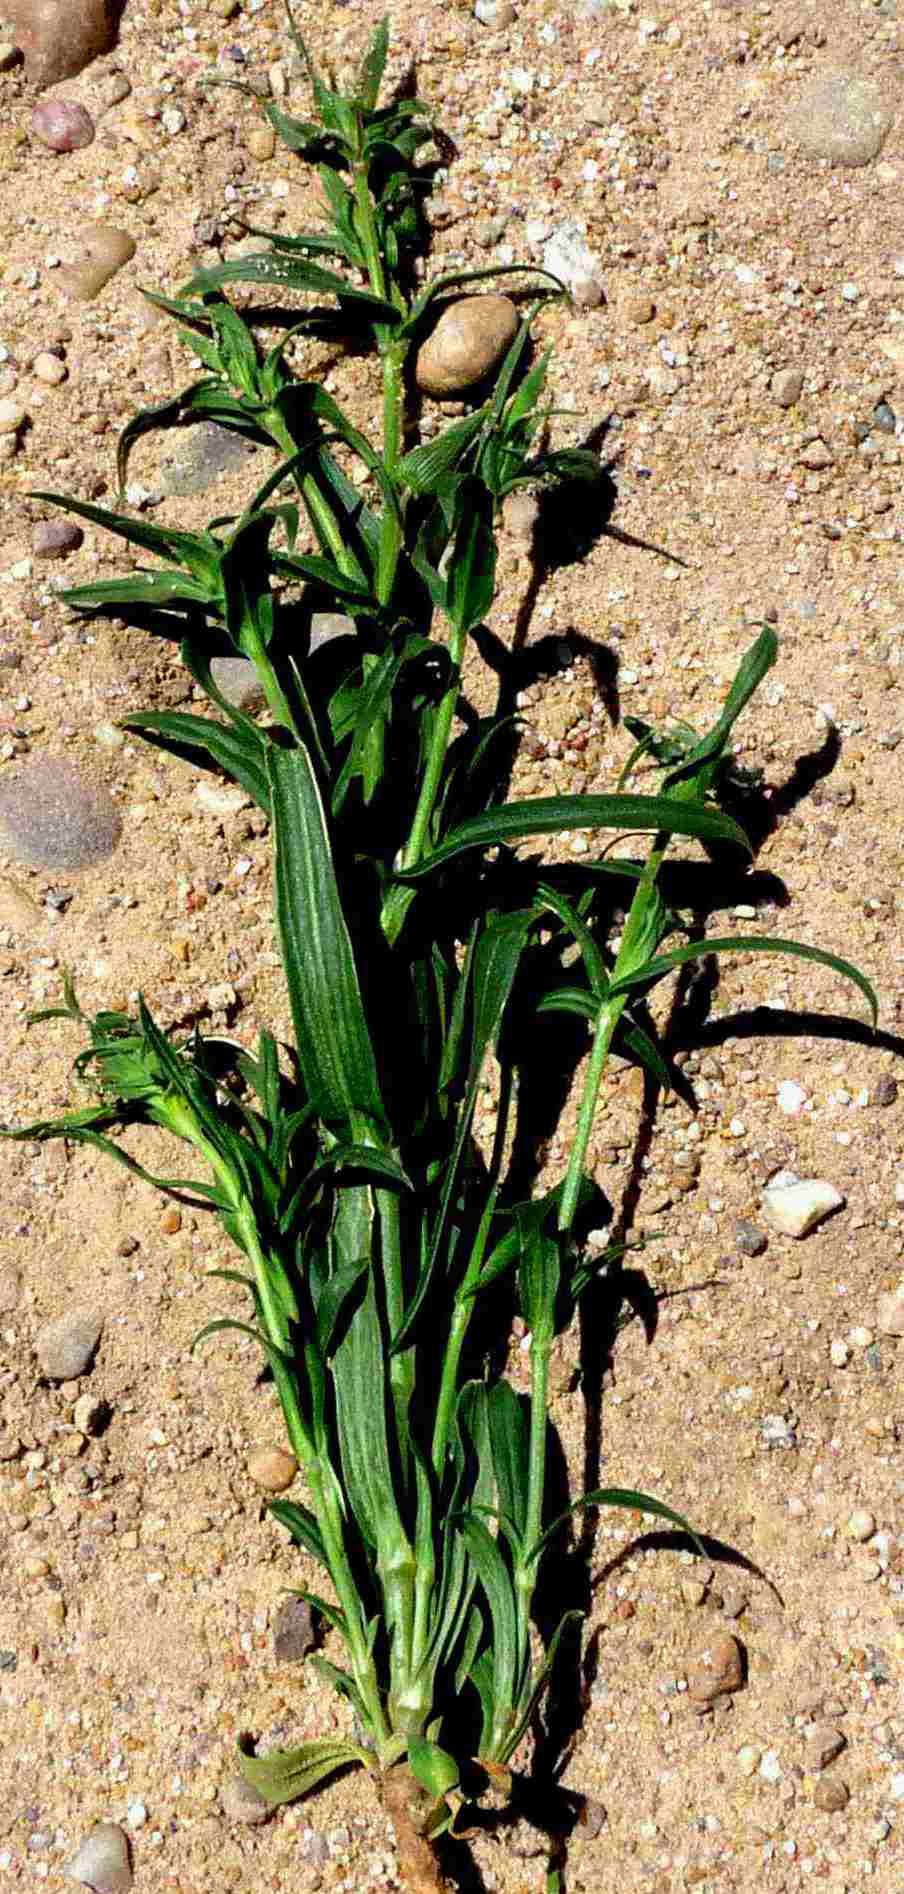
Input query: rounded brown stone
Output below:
<box><xmin>415</xmin><ymin>295</ymin><xmax>519</xmax><ymax>396</ymax></box>
<box><xmin>686</xmin><ymin>1631</ymin><xmax>744</xmax><ymax>1703</ymax></box>
<box><xmin>247</xmin><ymin>1447</ymin><xmax>297</xmax><ymax>1492</ymax></box>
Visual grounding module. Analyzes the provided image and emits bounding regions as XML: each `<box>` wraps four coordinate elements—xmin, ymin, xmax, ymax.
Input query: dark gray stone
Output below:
<box><xmin>272</xmin><ymin>1594</ymin><xmax>317</xmax><ymax>1663</ymax></box>
<box><xmin>0</xmin><ymin>757</ymin><xmax>120</xmax><ymax>871</ymax></box>
<box><xmin>159</xmin><ymin>422</ymin><xmax>257</xmax><ymax>498</ymax></box>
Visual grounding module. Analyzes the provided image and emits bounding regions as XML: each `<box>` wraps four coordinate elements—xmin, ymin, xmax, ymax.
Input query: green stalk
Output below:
<box><xmin>557</xmin><ymin>837</ymin><xmax>669</xmax><ymax>1236</ymax></box>
<box><xmin>381</xmin><ymin>623</ymin><xmax>467</xmax><ymax>945</ymax></box>
<box><xmin>515</xmin><ymin>1326</ymin><xmax>551</xmax><ymax>1657</ymax></box>
<box><xmin>376</xmin><ymin>1185</ymin><xmax>416</xmax><ymax>1462</ymax></box>
<box><xmin>352</xmin><ymin>161</ymin><xmax>407</xmax><ymax>607</ymax></box>
<box><xmin>264</xmin><ymin>406</ymin><xmax>357</xmax><ymax>581</ymax></box>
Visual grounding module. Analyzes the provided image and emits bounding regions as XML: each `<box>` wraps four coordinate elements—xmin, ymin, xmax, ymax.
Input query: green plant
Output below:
<box><xmin>7</xmin><ymin>19</ymin><xmax>876</xmax><ymax>1891</ymax></box>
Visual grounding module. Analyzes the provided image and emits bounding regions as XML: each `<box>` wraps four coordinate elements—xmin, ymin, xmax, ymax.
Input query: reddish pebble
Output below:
<box><xmin>33</xmin><ymin>521</ymin><xmax>83</xmax><ymax>559</ymax></box>
<box><xmin>160</xmin><ymin>1207</ymin><xmax>182</xmax><ymax>1235</ymax></box>
<box><xmin>31</xmin><ymin>99</ymin><xmax>95</xmax><ymax>153</ymax></box>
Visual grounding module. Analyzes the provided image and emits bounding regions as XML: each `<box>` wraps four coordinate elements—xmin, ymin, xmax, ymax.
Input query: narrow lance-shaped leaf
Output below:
<box><xmin>609</xmin><ymin>933</ymin><xmax>877</xmax><ymax>1025</ymax></box>
<box><xmin>397</xmin><ymin>793</ymin><xmax>750</xmax><ymax>879</ymax></box>
<box><xmin>269</xmin><ymin>745</ymin><xmax>386</xmax><ymax>1132</ymax></box>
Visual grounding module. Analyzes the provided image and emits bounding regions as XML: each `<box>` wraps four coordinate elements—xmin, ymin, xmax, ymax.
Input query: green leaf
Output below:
<box><xmin>446</xmin><ymin>478</ymin><xmax>496</xmax><ymax>635</ymax></box>
<box><xmin>269</xmin><ymin>745</ymin><xmax>386</xmax><ymax>1131</ymax></box>
<box><xmin>407</xmin><ymin>1735</ymin><xmax>459</xmax><ymax>1800</ymax></box>
<box><xmin>267</xmin><ymin>1499</ymin><xmax>328</xmax><ymax>1568</ymax></box>
<box><xmin>486</xmin><ymin>1380</ymin><xmax>530</xmax><ymax>1543</ymax></box>
<box><xmin>398</xmin><ymin>793</ymin><xmax>749</xmax><ymax>879</ymax></box>
<box><xmin>238</xmin><ymin>1738</ymin><xmax>369</xmax><ymax>1807</ymax></box>
<box><xmin>358</xmin><ymin>14</ymin><xmax>389</xmax><ymax>110</ymax></box>
<box><xmin>28</xmin><ymin>490</ymin><xmax>221</xmax><ymax>585</ymax></box>
<box><xmin>186</xmin><ymin>253</ymin><xmax>401</xmax><ymax>326</ymax></box>
<box><xmin>398</xmin><ymin>409</ymin><xmax>488</xmax><ymax>497</ymax></box>
<box><xmin>120</xmin><ymin>710</ymin><xmax>271</xmax><ymax>814</ymax></box>
<box><xmin>527</xmin><ymin>1486</ymin><xmax>706</xmax><ymax>1568</ymax></box>
<box><xmin>517</xmin><ymin>1221</ymin><xmax>561</xmax><ymax>1345</ymax></box>
<box><xmin>609</xmin><ymin>933</ymin><xmax>877</xmax><ymax>1024</ymax></box>
<box><xmin>499</xmin><ymin>1608</ymin><xmax>582</xmax><ymax>1764</ymax></box>
<box><xmin>392</xmin><ymin>911</ymin><xmax>533</xmax><ymax>1353</ymax></box>
<box><xmin>61</xmin><ymin>572</ymin><xmax>212</xmax><ymax>613</ymax></box>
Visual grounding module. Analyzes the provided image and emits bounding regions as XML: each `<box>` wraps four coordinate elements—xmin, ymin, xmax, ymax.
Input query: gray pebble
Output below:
<box><xmin>33</xmin><ymin>520</ymin><xmax>84</xmax><ymax>559</ymax></box>
<box><xmin>310</xmin><ymin>611</ymin><xmax>354</xmax><ymax>654</ymax></box>
<box><xmin>872</xmin><ymin>1074</ymin><xmax>898</xmax><ymax>1108</ymax></box>
<box><xmin>36</xmin><ymin>1307</ymin><xmax>103</xmax><ymax>1380</ymax></box>
<box><xmin>734</xmin><ymin>1219</ymin><xmax>768</xmax><ymax>1258</ymax></box>
<box><xmin>874</xmin><ymin>401</ymin><xmax>897</xmax><ymax>434</ymax></box>
<box><xmin>219</xmin><ymin>1772</ymin><xmax>270</xmax><ymax>1825</ymax></box>
<box><xmin>771</xmin><ymin>368</ymin><xmax>803</xmax><ymax>409</ymax></box>
<box><xmin>65</xmin><ymin>1822</ymin><xmax>132</xmax><ymax>1892</ymax></box>
<box><xmin>272</xmin><ymin>1594</ymin><xmax>317</xmax><ymax>1663</ymax></box>
<box><xmin>160</xmin><ymin>421</ymin><xmax>256</xmax><ymax>498</ymax></box>
<box><xmin>785</xmin><ymin>69</ymin><xmax>893</xmax><ymax>168</ymax></box>
<box><xmin>0</xmin><ymin>756</ymin><xmax>121</xmax><ymax>871</ymax></box>
<box><xmin>209</xmin><ymin>656</ymin><xmax>266</xmax><ymax>713</ymax></box>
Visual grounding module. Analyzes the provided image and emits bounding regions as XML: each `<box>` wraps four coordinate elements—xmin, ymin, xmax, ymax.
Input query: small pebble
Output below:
<box><xmin>36</xmin><ymin>1307</ymin><xmax>103</xmax><ymax>1380</ymax></box>
<box><xmin>734</xmin><ymin>1219</ymin><xmax>768</xmax><ymax>1258</ymax></box>
<box><xmin>737</xmin><ymin>1745</ymin><xmax>761</xmax><ymax>1777</ymax></box>
<box><xmin>58</xmin><ymin>224</ymin><xmax>137</xmax><ymax>302</ymax></box>
<box><xmin>625</xmin><ymin>295</ymin><xmax>655</xmax><ymax>325</ymax></box>
<box><xmin>33</xmin><ymin>350</ymin><xmax>67</xmax><ymax>385</ymax></box>
<box><xmin>73</xmin><ymin>1392</ymin><xmax>106</xmax><ymax>1434</ymax></box>
<box><xmin>804</xmin><ymin>1723</ymin><xmax>846</xmax><ymax>1771</ymax></box>
<box><xmin>415</xmin><ymin>296</ymin><xmax>518</xmax><ymax>397</ymax></box>
<box><xmin>0</xmin><ymin>398</ymin><xmax>26</xmax><ymax>434</ymax></box>
<box><xmin>872</xmin><ymin>1074</ymin><xmax>898</xmax><ymax>1107</ymax></box>
<box><xmin>272</xmin><ymin>1595</ymin><xmax>317</xmax><ymax>1663</ymax></box>
<box><xmin>246</xmin><ymin>121</ymin><xmax>276</xmax><ymax>161</ymax></box>
<box><xmin>31</xmin><ymin>99</ymin><xmax>95</xmax><ymax>152</ymax></box>
<box><xmin>846</xmin><ymin>1508</ymin><xmax>875</xmax><ymax>1543</ymax></box>
<box><xmin>680</xmin><ymin>1577</ymin><xmax>707</xmax><ymax>1608</ymax></box>
<box><xmin>814</xmin><ymin>1777</ymin><xmax>850</xmax><ymax>1813</ymax></box>
<box><xmin>761</xmin><ymin>1179</ymin><xmax>844</xmax><ymax>1239</ymax></box>
<box><xmin>219</xmin><ymin>1773</ymin><xmax>270</xmax><ymax>1825</ymax></box>
<box><xmin>686</xmin><ymin>1631</ymin><xmax>744</xmax><ymax>1704</ymax></box>
<box><xmin>873</xmin><ymin>401</ymin><xmax>896</xmax><ymax>434</ymax></box>
<box><xmin>209</xmin><ymin>656</ymin><xmax>266</xmax><ymax>711</ymax></box>
<box><xmin>777</xmin><ymin>1080</ymin><xmax>808</xmax><ymax>1116</ymax></box>
<box><xmin>247</xmin><ymin>1447</ymin><xmax>297</xmax><ymax>1492</ymax></box>
<box><xmin>830</xmin><ymin>1340</ymin><xmax>850</xmax><ymax>1368</ymax></box>
<box><xmin>65</xmin><ymin>1822</ymin><xmax>132</xmax><ymax>1892</ymax></box>
<box><xmin>474</xmin><ymin>0</ymin><xmax>516</xmax><ymax>23</ymax></box>
<box><xmin>160</xmin><ymin>1207</ymin><xmax>181</xmax><ymax>1235</ymax></box>
<box><xmin>33</xmin><ymin>520</ymin><xmax>83</xmax><ymax>559</ymax></box>
<box><xmin>771</xmin><ymin>368</ymin><xmax>804</xmax><ymax>408</ymax></box>
<box><xmin>759</xmin><ymin>1749</ymin><xmax>783</xmax><ymax>1784</ymax></box>
<box><xmin>875</xmin><ymin>1290</ymin><xmax>904</xmax><ymax>1337</ymax></box>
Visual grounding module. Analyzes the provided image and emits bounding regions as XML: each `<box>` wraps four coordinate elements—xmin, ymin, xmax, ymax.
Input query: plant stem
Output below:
<box><xmin>377</xmin><ymin>1185</ymin><xmax>416</xmax><ymax>1460</ymax></box>
<box><xmin>382</xmin><ymin>624</ymin><xmax>466</xmax><ymax>944</ymax></box>
<box><xmin>557</xmin><ymin>835</ymin><xmax>669</xmax><ymax>1236</ymax></box>
<box><xmin>557</xmin><ymin>997</ymin><xmax>624</xmax><ymax>1238</ymax></box>
<box><xmin>515</xmin><ymin>1328</ymin><xmax>551</xmax><ymax>1658</ymax></box>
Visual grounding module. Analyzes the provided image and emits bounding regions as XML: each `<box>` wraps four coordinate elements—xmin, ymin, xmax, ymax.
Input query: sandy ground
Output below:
<box><xmin>0</xmin><ymin>0</ymin><xmax>904</xmax><ymax>1889</ymax></box>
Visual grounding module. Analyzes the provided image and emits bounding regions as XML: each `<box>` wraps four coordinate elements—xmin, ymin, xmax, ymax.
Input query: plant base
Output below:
<box><xmin>380</xmin><ymin>1767</ymin><xmax>449</xmax><ymax>1894</ymax></box>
